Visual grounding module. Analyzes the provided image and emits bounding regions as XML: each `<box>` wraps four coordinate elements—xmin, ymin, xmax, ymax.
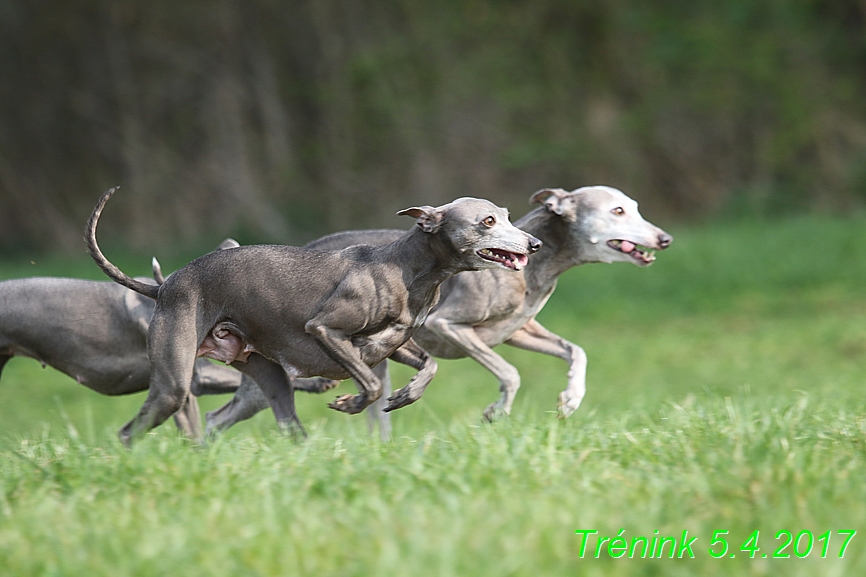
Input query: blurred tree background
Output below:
<box><xmin>1</xmin><ymin>0</ymin><xmax>865</xmax><ymax>254</ymax></box>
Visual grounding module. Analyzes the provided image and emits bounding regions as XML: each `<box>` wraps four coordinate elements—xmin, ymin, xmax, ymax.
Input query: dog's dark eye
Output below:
<box><xmin>482</xmin><ymin>216</ymin><xmax>496</xmax><ymax>227</ymax></box>
<box><xmin>611</xmin><ymin>207</ymin><xmax>625</xmax><ymax>216</ymax></box>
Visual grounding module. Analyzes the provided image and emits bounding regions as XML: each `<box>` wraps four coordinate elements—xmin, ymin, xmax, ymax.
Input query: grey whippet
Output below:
<box><xmin>86</xmin><ymin>187</ymin><xmax>540</xmax><ymax>445</ymax></box>
<box><xmin>0</xmin><ymin>241</ymin><xmax>336</xmax><ymax>441</ymax></box>
<box><xmin>205</xmin><ymin>186</ymin><xmax>672</xmax><ymax>438</ymax></box>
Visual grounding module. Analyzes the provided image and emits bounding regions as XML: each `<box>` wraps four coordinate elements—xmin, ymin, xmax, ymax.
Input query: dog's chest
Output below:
<box><xmin>474</xmin><ymin>284</ymin><xmax>556</xmax><ymax>344</ymax></box>
<box><xmin>353</xmin><ymin>322</ymin><xmax>416</xmax><ymax>362</ymax></box>
<box><xmin>521</xmin><ymin>283</ymin><xmax>557</xmax><ymax>319</ymax></box>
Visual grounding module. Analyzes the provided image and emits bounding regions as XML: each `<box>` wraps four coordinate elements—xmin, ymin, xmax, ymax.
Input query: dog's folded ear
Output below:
<box><xmin>152</xmin><ymin>257</ymin><xmax>166</xmax><ymax>285</ymax></box>
<box><xmin>216</xmin><ymin>238</ymin><xmax>240</xmax><ymax>250</ymax></box>
<box><xmin>529</xmin><ymin>188</ymin><xmax>576</xmax><ymax>221</ymax></box>
<box><xmin>397</xmin><ymin>206</ymin><xmax>444</xmax><ymax>233</ymax></box>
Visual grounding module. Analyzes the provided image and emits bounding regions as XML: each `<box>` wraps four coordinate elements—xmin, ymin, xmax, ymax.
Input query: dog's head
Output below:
<box><xmin>398</xmin><ymin>198</ymin><xmax>541</xmax><ymax>272</ymax></box>
<box><xmin>530</xmin><ymin>186</ymin><xmax>672</xmax><ymax>266</ymax></box>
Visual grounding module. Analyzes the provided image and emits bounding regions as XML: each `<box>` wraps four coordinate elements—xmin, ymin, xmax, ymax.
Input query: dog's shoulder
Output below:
<box><xmin>337</xmin><ymin>243</ymin><xmax>384</xmax><ymax>264</ymax></box>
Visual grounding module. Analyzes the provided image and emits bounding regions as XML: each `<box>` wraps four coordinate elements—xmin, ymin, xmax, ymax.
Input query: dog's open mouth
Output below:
<box><xmin>607</xmin><ymin>239</ymin><xmax>656</xmax><ymax>265</ymax></box>
<box><xmin>477</xmin><ymin>248</ymin><xmax>529</xmax><ymax>270</ymax></box>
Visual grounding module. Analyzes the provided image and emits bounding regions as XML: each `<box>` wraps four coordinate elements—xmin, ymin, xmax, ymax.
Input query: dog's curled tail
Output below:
<box><xmin>86</xmin><ymin>187</ymin><xmax>160</xmax><ymax>300</ymax></box>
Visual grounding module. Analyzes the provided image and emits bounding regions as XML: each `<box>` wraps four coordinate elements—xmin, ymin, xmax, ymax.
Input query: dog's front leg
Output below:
<box><xmin>425</xmin><ymin>315</ymin><xmax>521</xmax><ymax>421</ymax></box>
<box><xmin>304</xmin><ymin>321</ymin><xmax>384</xmax><ymax>414</ymax></box>
<box><xmin>384</xmin><ymin>339</ymin><xmax>438</xmax><ymax>412</ymax></box>
<box><xmin>365</xmin><ymin>362</ymin><xmax>393</xmax><ymax>440</ymax></box>
<box><xmin>293</xmin><ymin>377</ymin><xmax>341</xmax><ymax>394</ymax></box>
<box><xmin>505</xmin><ymin>319</ymin><xmax>587</xmax><ymax>418</ymax></box>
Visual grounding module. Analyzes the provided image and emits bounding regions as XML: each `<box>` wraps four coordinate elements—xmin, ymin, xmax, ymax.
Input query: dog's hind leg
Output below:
<box><xmin>172</xmin><ymin>393</ymin><xmax>204</xmax><ymax>441</ymax></box>
<box><xmin>194</xmin><ymin>362</ymin><xmax>335</xmax><ymax>398</ymax></box>
<box><xmin>505</xmin><ymin>319</ymin><xmax>587</xmax><ymax>418</ymax></box>
<box><xmin>204</xmin><ymin>374</ymin><xmax>271</xmax><ymax>436</ymax></box>
<box><xmin>234</xmin><ymin>353</ymin><xmax>305</xmax><ymax>438</ymax></box>
<box><xmin>118</xmin><ymin>314</ymin><xmax>198</xmax><ymax>447</ymax></box>
<box><xmin>384</xmin><ymin>339</ymin><xmax>437</xmax><ymax>413</ymax></box>
<box><xmin>425</xmin><ymin>316</ymin><xmax>521</xmax><ymax>421</ymax></box>
<box><xmin>365</xmin><ymin>362</ymin><xmax>393</xmax><ymax>440</ymax></box>
<box><xmin>202</xmin><ymin>373</ymin><xmax>337</xmax><ymax>437</ymax></box>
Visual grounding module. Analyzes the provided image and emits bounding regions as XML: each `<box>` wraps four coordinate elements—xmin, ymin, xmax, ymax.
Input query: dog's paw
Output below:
<box><xmin>296</xmin><ymin>377</ymin><xmax>340</xmax><ymax>394</ymax></box>
<box><xmin>318</xmin><ymin>378</ymin><xmax>341</xmax><ymax>392</ymax></box>
<box><xmin>556</xmin><ymin>391</ymin><xmax>583</xmax><ymax>419</ymax></box>
<box><xmin>383</xmin><ymin>387</ymin><xmax>421</xmax><ymax>412</ymax></box>
<box><xmin>328</xmin><ymin>393</ymin><xmax>366</xmax><ymax>415</ymax></box>
<box><xmin>275</xmin><ymin>420</ymin><xmax>308</xmax><ymax>440</ymax></box>
<box><xmin>482</xmin><ymin>403</ymin><xmax>508</xmax><ymax>423</ymax></box>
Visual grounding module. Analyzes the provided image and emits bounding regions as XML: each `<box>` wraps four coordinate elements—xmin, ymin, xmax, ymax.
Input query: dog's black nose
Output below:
<box><xmin>528</xmin><ymin>236</ymin><xmax>543</xmax><ymax>254</ymax></box>
<box><xmin>658</xmin><ymin>232</ymin><xmax>672</xmax><ymax>249</ymax></box>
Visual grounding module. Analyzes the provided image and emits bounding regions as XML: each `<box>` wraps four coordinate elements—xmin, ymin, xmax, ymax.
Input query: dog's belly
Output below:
<box><xmin>14</xmin><ymin>350</ymin><xmax>151</xmax><ymax>395</ymax></box>
<box><xmin>197</xmin><ymin>321</ymin><xmax>414</xmax><ymax>381</ymax></box>
<box><xmin>475</xmin><ymin>313</ymin><xmax>539</xmax><ymax>344</ymax></box>
<box><xmin>276</xmin><ymin>325</ymin><xmax>414</xmax><ymax>380</ymax></box>
<box><xmin>412</xmin><ymin>308</ymin><xmax>542</xmax><ymax>360</ymax></box>
<box><xmin>3</xmin><ymin>339</ymin><xmax>152</xmax><ymax>395</ymax></box>
<box><xmin>76</xmin><ymin>363</ymin><xmax>152</xmax><ymax>395</ymax></box>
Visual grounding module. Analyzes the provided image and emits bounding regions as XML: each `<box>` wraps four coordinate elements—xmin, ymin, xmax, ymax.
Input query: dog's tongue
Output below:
<box><xmin>515</xmin><ymin>253</ymin><xmax>528</xmax><ymax>268</ymax></box>
<box><xmin>621</xmin><ymin>240</ymin><xmax>635</xmax><ymax>253</ymax></box>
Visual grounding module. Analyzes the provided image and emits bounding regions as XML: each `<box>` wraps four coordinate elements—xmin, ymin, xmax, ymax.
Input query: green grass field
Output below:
<box><xmin>1</xmin><ymin>215</ymin><xmax>866</xmax><ymax>576</ymax></box>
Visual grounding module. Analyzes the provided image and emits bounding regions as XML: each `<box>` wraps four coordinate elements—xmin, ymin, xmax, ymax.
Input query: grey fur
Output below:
<box><xmin>86</xmin><ymin>187</ymin><xmax>540</xmax><ymax>446</ymax></box>
<box><xmin>206</xmin><ymin>185</ymin><xmax>671</xmax><ymax>437</ymax></box>
<box><xmin>0</xmin><ymin>240</ymin><xmax>337</xmax><ymax>443</ymax></box>
<box><xmin>0</xmin><ymin>275</ymin><xmax>223</xmax><ymax>440</ymax></box>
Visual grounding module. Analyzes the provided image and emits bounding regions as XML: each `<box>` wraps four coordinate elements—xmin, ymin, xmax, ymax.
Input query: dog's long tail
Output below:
<box><xmin>85</xmin><ymin>187</ymin><xmax>160</xmax><ymax>300</ymax></box>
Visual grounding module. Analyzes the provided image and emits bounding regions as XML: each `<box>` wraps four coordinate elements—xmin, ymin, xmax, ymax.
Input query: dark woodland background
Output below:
<box><xmin>2</xmin><ymin>0</ymin><xmax>866</xmax><ymax>254</ymax></box>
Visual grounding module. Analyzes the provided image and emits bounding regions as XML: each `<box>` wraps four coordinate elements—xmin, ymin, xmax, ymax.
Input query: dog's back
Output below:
<box><xmin>0</xmin><ymin>277</ymin><xmax>154</xmax><ymax>392</ymax></box>
<box><xmin>304</xmin><ymin>229</ymin><xmax>404</xmax><ymax>252</ymax></box>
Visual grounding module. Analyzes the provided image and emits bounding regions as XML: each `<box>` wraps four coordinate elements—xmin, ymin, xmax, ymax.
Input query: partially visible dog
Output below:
<box><xmin>0</xmin><ymin>240</ymin><xmax>336</xmax><ymax>441</ymax></box>
<box><xmin>205</xmin><ymin>186</ymin><xmax>672</xmax><ymax>438</ymax></box>
<box><xmin>87</xmin><ymin>187</ymin><xmax>540</xmax><ymax>445</ymax></box>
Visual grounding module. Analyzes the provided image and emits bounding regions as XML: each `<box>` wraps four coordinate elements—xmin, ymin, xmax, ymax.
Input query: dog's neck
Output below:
<box><xmin>513</xmin><ymin>207</ymin><xmax>589</xmax><ymax>296</ymax></box>
<box><xmin>381</xmin><ymin>226</ymin><xmax>464</xmax><ymax>312</ymax></box>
